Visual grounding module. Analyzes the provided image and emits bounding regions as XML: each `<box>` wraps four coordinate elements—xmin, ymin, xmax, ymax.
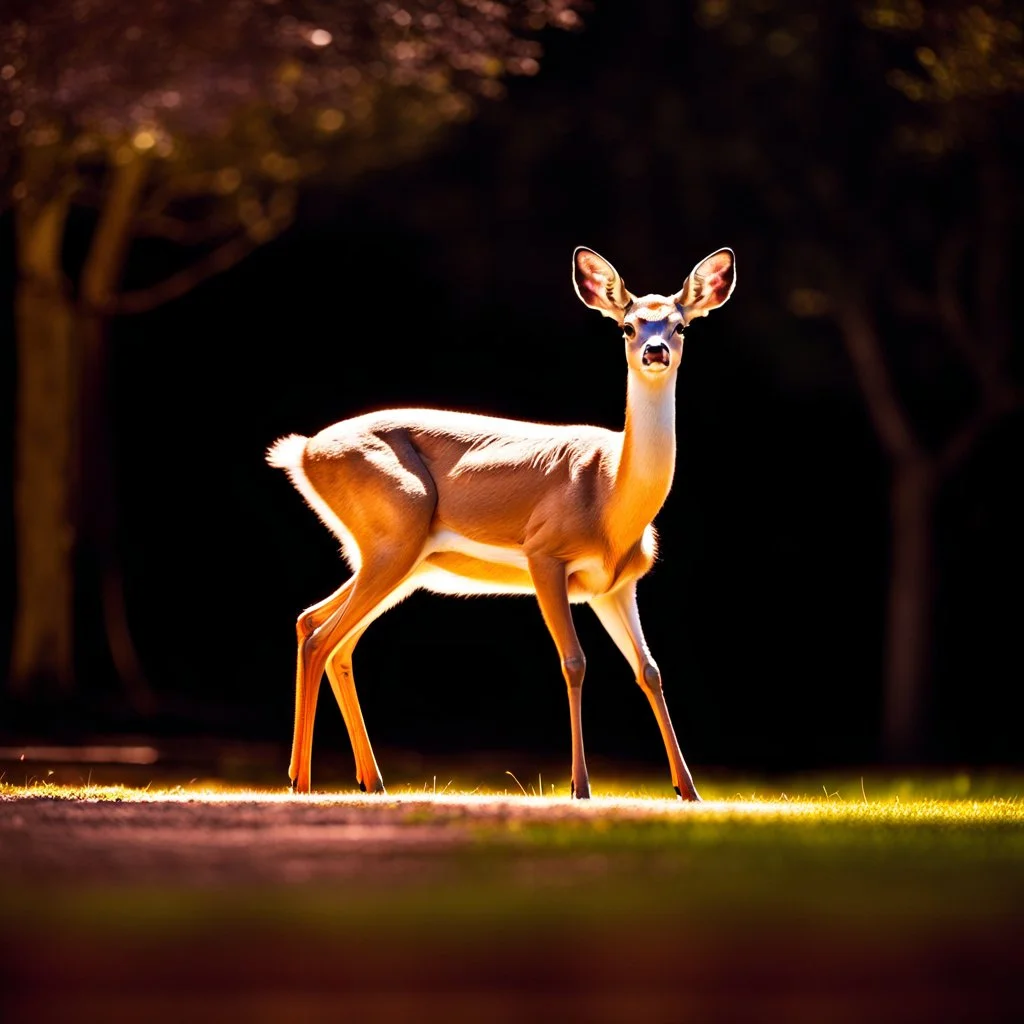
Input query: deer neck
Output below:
<box><xmin>607</xmin><ymin>371</ymin><xmax>677</xmax><ymax>542</ymax></box>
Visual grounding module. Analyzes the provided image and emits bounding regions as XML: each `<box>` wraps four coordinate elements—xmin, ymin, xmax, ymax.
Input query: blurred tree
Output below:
<box><xmin>387</xmin><ymin>0</ymin><xmax>1023</xmax><ymax>760</ymax></box>
<box><xmin>0</xmin><ymin>0</ymin><xmax>583</xmax><ymax>709</ymax></box>
<box><xmin>691</xmin><ymin>0</ymin><xmax>1024</xmax><ymax>758</ymax></box>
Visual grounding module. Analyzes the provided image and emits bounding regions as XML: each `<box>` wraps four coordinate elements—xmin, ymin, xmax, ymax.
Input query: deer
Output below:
<box><xmin>267</xmin><ymin>245</ymin><xmax>736</xmax><ymax>800</ymax></box>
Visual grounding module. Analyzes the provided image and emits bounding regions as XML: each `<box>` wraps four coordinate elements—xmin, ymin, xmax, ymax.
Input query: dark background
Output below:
<box><xmin>2</xmin><ymin>0</ymin><xmax>1022</xmax><ymax>778</ymax></box>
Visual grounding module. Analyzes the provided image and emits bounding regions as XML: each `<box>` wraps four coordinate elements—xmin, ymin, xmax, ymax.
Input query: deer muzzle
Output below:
<box><xmin>642</xmin><ymin>343</ymin><xmax>670</xmax><ymax>369</ymax></box>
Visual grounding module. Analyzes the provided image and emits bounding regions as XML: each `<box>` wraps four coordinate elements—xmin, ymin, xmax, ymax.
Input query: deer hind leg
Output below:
<box><xmin>289</xmin><ymin>577</ymin><xmax>355</xmax><ymax>789</ymax></box>
<box><xmin>290</xmin><ymin>433</ymin><xmax>437</xmax><ymax>794</ymax></box>
<box><xmin>294</xmin><ymin>614</ymin><xmax>379</xmax><ymax>793</ymax></box>
<box><xmin>528</xmin><ymin>554</ymin><xmax>591</xmax><ymax>799</ymax></box>
<box><xmin>291</xmin><ymin>550</ymin><xmax>427</xmax><ymax>793</ymax></box>
<box><xmin>323</xmin><ymin>560</ymin><xmax>422</xmax><ymax>795</ymax></box>
<box><xmin>324</xmin><ymin>627</ymin><xmax>385</xmax><ymax>794</ymax></box>
<box><xmin>589</xmin><ymin>583</ymin><xmax>700</xmax><ymax>801</ymax></box>
<box><xmin>325</xmin><ymin>557</ymin><xmax>453</xmax><ymax>794</ymax></box>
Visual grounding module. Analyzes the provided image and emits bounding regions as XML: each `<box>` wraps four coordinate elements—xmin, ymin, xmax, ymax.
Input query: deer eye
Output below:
<box><xmin>622</xmin><ymin>323</ymin><xmax>635</xmax><ymax>338</ymax></box>
<box><xmin>674</xmin><ymin>323</ymin><xmax>685</xmax><ymax>335</ymax></box>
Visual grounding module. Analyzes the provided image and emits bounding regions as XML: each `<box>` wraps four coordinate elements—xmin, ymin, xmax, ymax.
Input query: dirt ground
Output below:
<box><xmin>2</xmin><ymin>779</ymin><xmax>1023</xmax><ymax>1024</ymax></box>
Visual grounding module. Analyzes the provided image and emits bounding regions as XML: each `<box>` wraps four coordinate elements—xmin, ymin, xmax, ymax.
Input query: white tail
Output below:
<box><xmin>269</xmin><ymin>245</ymin><xmax>736</xmax><ymax>799</ymax></box>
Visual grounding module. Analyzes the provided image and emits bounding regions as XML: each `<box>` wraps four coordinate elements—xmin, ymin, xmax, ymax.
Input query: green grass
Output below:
<box><xmin>3</xmin><ymin>768</ymin><xmax>1023</xmax><ymax>1020</ymax></box>
<box><xmin>4</xmin><ymin>769</ymin><xmax>1023</xmax><ymax>930</ymax></box>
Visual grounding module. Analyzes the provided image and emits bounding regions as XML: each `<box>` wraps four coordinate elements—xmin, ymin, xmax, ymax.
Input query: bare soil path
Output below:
<box><xmin>2</xmin><ymin>761</ymin><xmax>1023</xmax><ymax>1022</ymax></box>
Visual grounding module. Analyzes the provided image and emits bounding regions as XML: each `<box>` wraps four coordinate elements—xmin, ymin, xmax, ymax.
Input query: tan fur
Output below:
<box><xmin>270</xmin><ymin>246</ymin><xmax>735</xmax><ymax>799</ymax></box>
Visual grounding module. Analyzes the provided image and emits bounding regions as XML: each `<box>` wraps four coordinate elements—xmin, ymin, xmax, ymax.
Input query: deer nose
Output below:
<box><xmin>642</xmin><ymin>343</ymin><xmax>670</xmax><ymax>367</ymax></box>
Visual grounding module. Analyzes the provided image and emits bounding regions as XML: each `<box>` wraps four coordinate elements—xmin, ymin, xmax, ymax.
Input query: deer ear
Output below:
<box><xmin>674</xmin><ymin>248</ymin><xmax>736</xmax><ymax>322</ymax></box>
<box><xmin>573</xmin><ymin>247</ymin><xmax>634</xmax><ymax>321</ymax></box>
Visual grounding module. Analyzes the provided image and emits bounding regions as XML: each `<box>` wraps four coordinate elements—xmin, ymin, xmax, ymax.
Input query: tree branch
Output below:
<box><xmin>132</xmin><ymin>213</ymin><xmax>239</xmax><ymax>246</ymax></box>
<box><xmin>935</xmin><ymin>224</ymin><xmax>987</xmax><ymax>376</ymax></box>
<box><xmin>936</xmin><ymin>217</ymin><xmax>1018</xmax><ymax>412</ymax></box>
<box><xmin>830</xmin><ymin>287</ymin><xmax>922</xmax><ymax>464</ymax></box>
<box><xmin>890</xmin><ymin>283</ymin><xmax>935</xmax><ymax>323</ymax></box>
<box><xmin>93</xmin><ymin>182</ymin><xmax>295</xmax><ymax>316</ymax></box>
<box><xmin>15</xmin><ymin>168</ymin><xmax>75</xmax><ymax>290</ymax></box>
<box><xmin>102</xmin><ymin>217</ymin><xmax>290</xmax><ymax>316</ymax></box>
<box><xmin>144</xmin><ymin>170</ymin><xmax>240</xmax><ymax>211</ymax></box>
<box><xmin>80</xmin><ymin>151</ymin><xmax>150</xmax><ymax>306</ymax></box>
<box><xmin>937</xmin><ymin>386</ymin><xmax>1024</xmax><ymax>479</ymax></box>
<box><xmin>102</xmin><ymin>232</ymin><xmax>256</xmax><ymax>315</ymax></box>
<box><xmin>977</xmin><ymin>149</ymin><xmax>1012</xmax><ymax>366</ymax></box>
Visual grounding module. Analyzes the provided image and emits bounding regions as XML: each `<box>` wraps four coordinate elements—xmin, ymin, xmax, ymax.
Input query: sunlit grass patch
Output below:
<box><xmin>3</xmin><ymin>740</ymin><xmax>1022</xmax><ymax>808</ymax></box>
<box><xmin>2</xmin><ymin>764</ymin><xmax>1023</xmax><ymax>960</ymax></box>
<box><xmin>2</xmin><ymin>771</ymin><xmax>1023</xmax><ymax>830</ymax></box>
<box><xmin>3</xmin><ymin>760</ymin><xmax>1022</xmax><ymax>1024</ymax></box>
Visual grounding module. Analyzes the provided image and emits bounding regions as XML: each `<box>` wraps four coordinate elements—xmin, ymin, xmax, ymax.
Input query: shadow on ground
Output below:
<box><xmin>2</xmin><ymin>741</ymin><xmax>1023</xmax><ymax>1023</ymax></box>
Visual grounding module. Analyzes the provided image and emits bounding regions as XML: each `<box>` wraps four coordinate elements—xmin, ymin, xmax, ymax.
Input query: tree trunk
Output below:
<box><xmin>9</xmin><ymin>187</ymin><xmax>77</xmax><ymax>696</ymax></box>
<box><xmin>75</xmin><ymin>308</ymin><xmax>153</xmax><ymax>712</ymax></box>
<box><xmin>76</xmin><ymin>152</ymin><xmax>154</xmax><ymax>712</ymax></box>
<box><xmin>882</xmin><ymin>459</ymin><xmax>936</xmax><ymax>762</ymax></box>
<box><xmin>9</xmin><ymin>150</ymin><xmax>152</xmax><ymax>712</ymax></box>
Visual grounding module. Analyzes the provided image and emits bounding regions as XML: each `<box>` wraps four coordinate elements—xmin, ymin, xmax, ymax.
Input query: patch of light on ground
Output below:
<box><xmin>2</xmin><ymin>778</ymin><xmax>1022</xmax><ymax>826</ymax></box>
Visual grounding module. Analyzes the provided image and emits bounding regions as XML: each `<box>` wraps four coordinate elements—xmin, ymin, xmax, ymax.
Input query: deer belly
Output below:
<box><xmin>419</xmin><ymin>530</ymin><xmax>614</xmax><ymax>600</ymax></box>
<box><xmin>420</xmin><ymin>530</ymin><xmax>531</xmax><ymax>595</ymax></box>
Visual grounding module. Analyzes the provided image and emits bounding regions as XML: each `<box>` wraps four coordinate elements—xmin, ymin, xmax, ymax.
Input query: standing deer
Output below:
<box><xmin>268</xmin><ymin>245</ymin><xmax>736</xmax><ymax>799</ymax></box>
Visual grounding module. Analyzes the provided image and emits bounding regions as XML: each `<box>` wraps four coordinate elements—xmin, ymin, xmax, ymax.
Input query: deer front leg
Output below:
<box><xmin>590</xmin><ymin>583</ymin><xmax>700</xmax><ymax>801</ymax></box>
<box><xmin>528</xmin><ymin>555</ymin><xmax>591</xmax><ymax>799</ymax></box>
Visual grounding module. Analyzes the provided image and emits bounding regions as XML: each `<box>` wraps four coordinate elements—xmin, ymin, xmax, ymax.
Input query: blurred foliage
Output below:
<box><xmin>682</xmin><ymin>0</ymin><xmax>1021</xmax><ymax>416</ymax></box>
<box><xmin>690</xmin><ymin>0</ymin><xmax>1024</xmax><ymax>181</ymax></box>
<box><xmin>0</xmin><ymin>0</ymin><xmax>586</xmax><ymax>705</ymax></box>
<box><xmin>374</xmin><ymin>0</ymin><xmax>1019</xmax><ymax>337</ymax></box>
<box><xmin>0</xmin><ymin>0</ymin><xmax>585</xmax><ymax>246</ymax></box>
<box><xmin>863</xmin><ymin>0</ymin><xmax>1024</xmax><ymax>104</ymax></box>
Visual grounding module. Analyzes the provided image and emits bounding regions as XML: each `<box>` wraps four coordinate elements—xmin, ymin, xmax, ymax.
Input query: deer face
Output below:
<box><xmin>573</xmin><ymin>246</ymin><xmax>736</xmax><ymax>380</ymax></box>
<box><xmin>620</xmin><ymin>297</ymin><xmax>686</xmax><ymax>379</ymax></box>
